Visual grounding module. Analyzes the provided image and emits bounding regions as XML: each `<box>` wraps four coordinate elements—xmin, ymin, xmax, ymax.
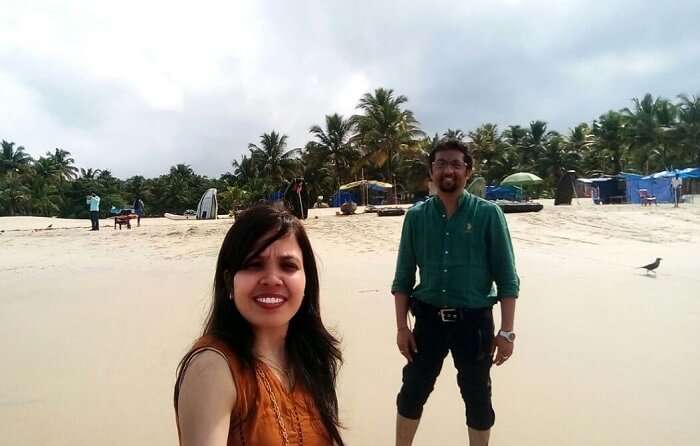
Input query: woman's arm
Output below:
<box><xmin>177</xmin><ymin>350</ymin><xmax>236</xmax><ymax>446</ymax></box>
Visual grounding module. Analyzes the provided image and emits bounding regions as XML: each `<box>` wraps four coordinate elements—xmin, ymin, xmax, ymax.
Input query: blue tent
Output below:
<box><xmin>623</xmin><ymin>173</ymin><xmax>671</xmax><ymax>203</ymax></box>
<box><xmin>578</xmin><ymin>177</ymin><xmax>626</xmax><ymax>204</ymax></box>
<box><xmin>624</xmin><ymin>167</ymin><xmax>700</xmax><ymax>203</ymax></box>
<box><xmin>644</xmin><ymin>167</ymin><xmax>700</xmax><ymax>179</ymax></box>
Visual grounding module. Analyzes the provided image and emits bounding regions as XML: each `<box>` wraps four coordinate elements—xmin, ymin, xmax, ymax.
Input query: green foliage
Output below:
<box><xmin>3</xmin><ymin>89</ymin><xmax>700</xmax><ymax>214</ymax></box>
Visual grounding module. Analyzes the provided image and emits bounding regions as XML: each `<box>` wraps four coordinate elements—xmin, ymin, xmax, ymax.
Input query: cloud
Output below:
<box><xmin>1</xmin><ymin>0</ymin><xmax>699</xmax><ymax>177</ymax></box>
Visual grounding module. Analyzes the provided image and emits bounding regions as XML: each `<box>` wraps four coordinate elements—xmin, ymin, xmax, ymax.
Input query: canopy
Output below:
<box><xmin>339</xmin><ymin>180</ymin><xmax>393</xmax><ymax>190</ymax></box>
<box><xmin>642</xmin><ymin>167</ymin><xmax>700</xmax><ymax>180</ymax></box>
<box><xmin>500</xmin><ymin>172</ymin><xmax>543</xmax><ymax>186</ymax></box>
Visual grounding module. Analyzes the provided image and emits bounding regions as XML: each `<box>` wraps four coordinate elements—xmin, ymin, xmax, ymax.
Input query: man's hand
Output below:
<box><xmin>397</xmin><ymin>327</ymin><xmax>418</xmax><ymax>362</ymax></box>
<box><xmin>491</xmin><ymin>335</ymin><xmax>513</xmax><ymax>366</ymax></box>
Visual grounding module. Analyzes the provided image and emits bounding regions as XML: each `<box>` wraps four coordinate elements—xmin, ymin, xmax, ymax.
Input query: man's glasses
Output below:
<box><xmin>432</xmin><ymin>160</ymin><xmax>469</xmax><ymax>170</ymax></box>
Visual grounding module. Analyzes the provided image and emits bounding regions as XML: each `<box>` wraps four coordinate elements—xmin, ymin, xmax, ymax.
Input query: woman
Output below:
<box><xmin>175</xmin><ymin>205</ymin><xmax>343</xmax><ymax>445</ymax></box>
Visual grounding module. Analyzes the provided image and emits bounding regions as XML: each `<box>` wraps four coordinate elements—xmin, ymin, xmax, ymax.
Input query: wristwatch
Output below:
<box><xmin>498</xmin><ymin>330</ymin><xmax>516</xmax><ymax>342</ymax></box>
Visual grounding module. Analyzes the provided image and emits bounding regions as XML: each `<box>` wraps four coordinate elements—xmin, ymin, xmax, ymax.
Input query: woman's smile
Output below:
<box><xmin>253</xmin><ymin>294</ymin><xmax>288</xmax><ymax>309</ymax></box>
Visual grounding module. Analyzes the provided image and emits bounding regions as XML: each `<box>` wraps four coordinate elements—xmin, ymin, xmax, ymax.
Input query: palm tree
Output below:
<box><xmin>501</xmin><ymin>125</ymin><xmax>528</xmax><ymax>177</ymax></box>
<box><xmin>676</xmin><ymin>94</ymin><xmax>700</xmax><ymax>164</ymax></box>
<box><xmin>0</xmin><ymin>140</ymin><xmax>33</xmax><ymax>175</ymax></box>
<box><xmin>300</xmin><ymin>141</ymin><xmax>336</xmax><ymax>204</ymax></box>
<box><xmin>519</xmin><ymin>121</ymin><xmax>553</xmax><ymax>171</ymax></box>
<box><xmin>248</xmin><ymin>131</ymin><xmax>301</xmax><ymax>187</ymax></box>
<box><xmin>467</xmin><ymin>123</ymin><xmax>502</xmax><ymax>179</ymax></box>
<box><xmin>309</xmin><ymin>113</ymin><xmax>355</xmax><ymax>190</ymax></box>
<box><xmin>351</xmin><ymin>88</ymin><xmax>424</xmax><ymax>182</ymax></box>
<box><xmin>566</xmin><ymin>122</ymin><xmax>593</xmax><ymax>163</ymax></box>
<box><xmin>623</xmin><ymin>93</ymin><xmax>678</xmax><ymax>172</ymax></box>
<box><xmin>34</xmin><ymin>157</ymin><xmax>60</xmax><ymax>181</ymax></box>
<box><xmin>30</xmin><ymin>175</ymin><xmax>61</xmax><ymax>216</ymax></box>
<box><xmin>397</xmin><ymin>135</ymin><xmax>436</xmax><ymax>193</ymax></box>
<box><xmin>592</xmin><ymin>111</ymin><xmax>628</xmax><ymax>174</ymax></box>
<box><xmin>80</xmin><ymin>168</ymin><xmax>102</xmax><ymax>179</ymax></box>
<box><xmin>48</xmin><ymin>148</ymin><xmax>79</xmax><ymax>185</ymax></box>
<box><xmin>443</xmin><ymin>128</ymin><xmax>466</xmax><ymax>141</ymax></box>
<box><xmin>232</xmin><ymin>155</ymin><xmax>259</xmax><ymax>186</ymax></box>
<box><xmin>0</xmin><ymin>171</ymin><xmax>31</xmax><ymax>215</ymax></box>
<box><xmin>537</xmin><ymin>134</ymin><xmax>583</xmax><ymax>187</ymax></box>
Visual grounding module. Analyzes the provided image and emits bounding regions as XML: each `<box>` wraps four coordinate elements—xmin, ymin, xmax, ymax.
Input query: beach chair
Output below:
<box><xmin>639</xmin><ymin>189</ymin><xmax>657</xmax><ymax>206</ymax></box>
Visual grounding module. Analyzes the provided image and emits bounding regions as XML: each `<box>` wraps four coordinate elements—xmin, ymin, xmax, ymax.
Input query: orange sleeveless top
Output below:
<box><xmin>176</xmin><ymin>336</ymin><xmax>333</xmax><ymax>446</ymax></box>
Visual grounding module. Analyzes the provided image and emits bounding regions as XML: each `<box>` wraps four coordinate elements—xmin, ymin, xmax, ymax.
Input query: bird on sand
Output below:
<box><xmin>638</xmin><ymin>258</ymin><xmax>662</xmax><ymax>274</ymax></box>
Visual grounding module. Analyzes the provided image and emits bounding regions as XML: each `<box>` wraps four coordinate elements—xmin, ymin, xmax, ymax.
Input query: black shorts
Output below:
<box><xmin>396</xmin><ymin>301</ymin><xmax>495</xmax><ymax>430</ymax></box>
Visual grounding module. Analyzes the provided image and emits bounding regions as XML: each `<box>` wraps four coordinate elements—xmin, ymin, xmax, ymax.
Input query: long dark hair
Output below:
<box><xmin>175</xmin><ymin>204</ymin><xmax>344</xmax><ymax>445</ymax></box>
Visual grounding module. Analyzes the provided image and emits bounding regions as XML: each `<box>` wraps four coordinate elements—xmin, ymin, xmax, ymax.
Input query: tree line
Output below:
<box><xmin>2</xmin><ymin>89</ymin><xmax>699</xmax><ymax>217</ymax></box>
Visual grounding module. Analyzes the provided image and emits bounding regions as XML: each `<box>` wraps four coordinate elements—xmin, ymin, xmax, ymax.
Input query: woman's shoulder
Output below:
<box><xmin>187</xmin><ymin>335</ymin><xmax>248</xmax><ymax>374</ymax></box>
<box><xmin>178</xmin><ymin>335</ymin><xmax>253</xmax><ymax>416</ymax></box>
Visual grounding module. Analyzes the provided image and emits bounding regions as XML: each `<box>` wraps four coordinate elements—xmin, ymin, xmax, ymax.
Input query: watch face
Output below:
<box><xmin>500</xmin><ymin>331</ymin><xmax>516</xmax><ymax>342</ymax></box>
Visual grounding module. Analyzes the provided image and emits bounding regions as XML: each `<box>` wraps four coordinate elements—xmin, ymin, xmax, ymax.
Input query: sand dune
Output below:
<box><xmin>1</xmin><ymin>200</ymin><xmax>699</xmax><ymax>445</ymax></box>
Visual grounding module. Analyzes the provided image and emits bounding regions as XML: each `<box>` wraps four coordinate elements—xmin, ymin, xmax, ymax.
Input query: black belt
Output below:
<box><xmin>411</xmin><ymin>299</ymin><xmax>491</xmax><ymax>323</ymax></box>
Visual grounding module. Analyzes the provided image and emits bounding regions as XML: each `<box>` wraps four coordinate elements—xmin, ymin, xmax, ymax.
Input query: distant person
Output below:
<box><xmin>671</xmin><ymin>174</ymin><xmax>682</xmax><ymax>208</ymax></box>
<box><xmin>174</xmin><ymin>205</ymin><xmax>344</xmax><ymax>445</ymax></box>
<box><xmin>284</xmin><ymin>178</ymin><xmax>309</xmax><ymax>220</ymax></box>
<box><xmin>133</xmin><ymin>197</ymin><xmax>145</xmax><ymax>226</ymax></box>
<box><xmin>86</xmin><ymin>192</ymin><xmax>101</xmax><ymax>231</ymax></box>
<box><xmin>392</xmin><ymin>139</ymin><xmax>519</xmax><ymax>446</ymax></box>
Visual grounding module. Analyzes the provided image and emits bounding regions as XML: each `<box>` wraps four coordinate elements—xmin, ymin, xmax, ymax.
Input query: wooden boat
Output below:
<box><xmin>496</xmin><ymin>201</ymin><xmax>543</xmax><ymax>213</ymax></box>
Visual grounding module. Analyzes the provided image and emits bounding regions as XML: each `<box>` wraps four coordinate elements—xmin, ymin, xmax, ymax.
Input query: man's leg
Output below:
<box><xmin>396</xmin><ymin>414</ymin><xmax>420</xmax><ymax>446</ymax></box>
<box><xmin>468</xmin><ymin>427</ymin><xmax>491</xmax><ymax>446</ymax></box>
<box><xmin>90</xmin><ymin>211</ymin><xmax>97</xmax><ymax>230</ymax></box>
<box><xmin>396</xmin><ymin>316</ymin><xmax>449</xmax><ymax>446</ymax></box>
<box><xmin>451</xmin><ymin>312</ymin><xmax>495</xmax><ymax>446</ymax></box>
<box><xmin>95</xmin><ymin>212</ymin><xmax>99</xmax><ymax>230</ymax></box>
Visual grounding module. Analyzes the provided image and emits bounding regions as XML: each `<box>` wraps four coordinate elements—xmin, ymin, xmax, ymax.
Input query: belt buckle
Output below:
<box><xmin>438</xmin><ymin>308</ymin><xmax>458</xmax><ymax>322</ymax></box>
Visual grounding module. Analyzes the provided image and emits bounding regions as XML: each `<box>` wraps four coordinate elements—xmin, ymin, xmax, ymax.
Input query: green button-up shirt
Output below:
<box><xmin>391</xmin><ymin>191</ymin><xmax>519</xmax><ymax>308</ymax></box>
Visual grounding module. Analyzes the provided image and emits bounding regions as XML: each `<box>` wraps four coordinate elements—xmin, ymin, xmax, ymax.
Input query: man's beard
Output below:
<box><xmin>438</xmin><ymin>176</ymin><xmax>459</xmax><ymax>193</ymax></box>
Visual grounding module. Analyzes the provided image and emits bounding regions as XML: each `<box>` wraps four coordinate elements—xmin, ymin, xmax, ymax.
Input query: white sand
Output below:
<box><xmin>1</xmin><ymin>200</ymin><xmax>699</xmax><ymax>445</ymax></box>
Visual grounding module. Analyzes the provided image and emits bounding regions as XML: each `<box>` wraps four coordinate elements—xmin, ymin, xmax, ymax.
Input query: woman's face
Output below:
<box><xmin>232</xmin><ymin>232</ymin><xmax>306</xmax><ymax>331</ymax></box>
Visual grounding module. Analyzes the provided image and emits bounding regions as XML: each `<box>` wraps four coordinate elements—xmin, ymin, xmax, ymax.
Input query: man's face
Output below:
<box><xmin>431</xmin><ymin>149</ymin><xmax>472</xmax><ymax>193</ymax></box>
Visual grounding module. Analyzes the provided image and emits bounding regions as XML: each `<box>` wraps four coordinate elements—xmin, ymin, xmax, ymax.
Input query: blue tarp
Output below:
<box><xmin>485</xmin><ymin>185</ymin><xmax>521</xmax><ymax>201</ymax></box>
<box><xmin>623</xmin><ymin>172</ymin><xmax>673</xmax><ymax>204</ymax></box>
<box><xmin>268</xmin><ymin>190</ymin><xmax>284</xmax><ymax>201</ymax></box>
<box><xmin>641</xmin><ymin>167</ymin><xmax>700</xmax><ymax>179</ymax></box>
<box><xmin>330</xmin><ymin>191</ymin><xmax>359</xmax><ymax>207</ymax></box>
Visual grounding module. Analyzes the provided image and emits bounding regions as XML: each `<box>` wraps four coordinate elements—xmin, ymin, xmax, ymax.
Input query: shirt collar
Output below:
<box><xmin>434</xmin><ymin>190</ymin><xmax>469</xmax><ymax>214</ymax></box>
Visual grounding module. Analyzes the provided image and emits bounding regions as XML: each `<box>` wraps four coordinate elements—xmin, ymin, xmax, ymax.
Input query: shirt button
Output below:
<box><xmin>442</xmin><ymin>289</ymin><xmax>446</xmax><ymax>293</ymax></box>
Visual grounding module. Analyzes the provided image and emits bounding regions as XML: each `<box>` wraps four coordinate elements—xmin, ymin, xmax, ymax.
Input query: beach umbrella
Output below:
<box><xmin>338</xmin><ymin>180</ymin><xmax>393</xmax><ymax>190</ymax></box>
<box><xmin>500</xmin><ymin>172</ymin><xmax>544</xmax><ymax>186</ymax></box>
<box><xmin>338</xmin><ymin>179</ymin><xmax>393</xmax><ymax>206</ymax></box>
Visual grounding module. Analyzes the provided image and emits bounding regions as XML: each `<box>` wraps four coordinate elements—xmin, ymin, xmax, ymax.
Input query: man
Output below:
<box><xmin>86</xmin><ymin>192</ymin><xmax>101</xmax><ymax>231</ymax></box>
<box><xmin>133</xmin><ymin>196</ymin><xmax>145</xmax><ymax>226</ymax></box>
<box><xmin>392</xmin><ymin>139</ymin><xmax>519</xmax><ymax>446</ymax></box>
<box><xmin>671</xmin><ymin>174</ymin><xmax>682</xmax><ymax>208</ymax></box>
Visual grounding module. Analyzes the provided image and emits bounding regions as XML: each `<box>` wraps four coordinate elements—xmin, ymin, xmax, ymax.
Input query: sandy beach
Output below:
<box><xmin>1</xmin><ymin>200</ymin><xmax>699</xmax><ymax>445</ymax></box>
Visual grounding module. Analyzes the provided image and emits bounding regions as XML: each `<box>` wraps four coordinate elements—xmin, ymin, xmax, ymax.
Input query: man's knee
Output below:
<box><xmin>457</xmin><ymin>364</ymin><xmax>494</xmax><ymax>430</ymax></box>
<box><xmin>396</xmin><ymin>365</ymin><xmax>441</xmax><ymax>419</ymax></box>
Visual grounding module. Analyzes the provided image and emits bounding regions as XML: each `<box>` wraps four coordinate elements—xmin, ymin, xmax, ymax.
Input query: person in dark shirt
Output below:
<box><xmin>133</xmin><ymin>197</ymin><xmax>144</xmax><ymax>226</ymax></box>
<box><xmin>284</xmin><ymin>178</ymin><xmax>309</xmax><ymax>220</ymax></box>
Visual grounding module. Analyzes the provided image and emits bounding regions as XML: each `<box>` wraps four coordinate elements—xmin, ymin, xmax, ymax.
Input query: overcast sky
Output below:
<box><xmin>2</xmin><ymin>0</ymin><xmax>698</xmax><ymax>178</ymax></box>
